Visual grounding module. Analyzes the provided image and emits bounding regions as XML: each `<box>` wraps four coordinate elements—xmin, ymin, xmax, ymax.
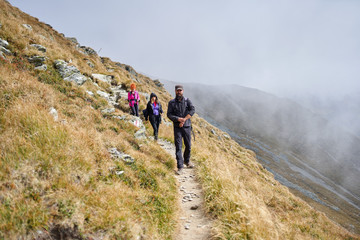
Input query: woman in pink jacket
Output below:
<box><xmin>128</xmin><ymin>83</ymin><xmax>140</xmax><ymax>116</ymax></box>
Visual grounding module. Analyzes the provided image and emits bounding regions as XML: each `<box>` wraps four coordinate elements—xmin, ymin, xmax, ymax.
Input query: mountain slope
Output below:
<box><xmin>0</xmin><ymin>1</ymin><xmax>358</xmax><ymax>239</ymax></box>
<box><xmin>163</xmin><ymin>80</ymin><xmax>360</xmax><ymax>234</ymax></box>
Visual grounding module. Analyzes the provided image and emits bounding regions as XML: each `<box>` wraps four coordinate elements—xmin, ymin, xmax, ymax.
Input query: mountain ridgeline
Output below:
<box><xmin>163</xmin><ymin>80</ymin><xmax>360</xmax><ymax>234</ymax></box>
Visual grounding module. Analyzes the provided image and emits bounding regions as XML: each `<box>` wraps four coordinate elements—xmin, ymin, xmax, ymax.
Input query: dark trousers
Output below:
<box><xmin>174</xmin><ymin>127</ymin><xmax>191</xmax><ymax>169</ymax></box>
<box><xmin>130</xmin><ymin>104</ymin><xmax>139</xmax><ymax>117</ymax></box>
<box><xmin>149</xmin><ymin>115</ymin><xmax>161</xmax><ymax>140</ymax></box>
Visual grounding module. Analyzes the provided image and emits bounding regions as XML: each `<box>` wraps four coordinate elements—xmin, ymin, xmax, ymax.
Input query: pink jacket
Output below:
<box><xmin>128</xmin><ymin>91</ymin><xmax>140</xmax><ymax>107</ymax></box>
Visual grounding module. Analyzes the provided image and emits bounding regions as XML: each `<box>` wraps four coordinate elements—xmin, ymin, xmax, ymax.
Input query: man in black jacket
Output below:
<box><xmin>167</xmin><ymin>85</ymin><xmax>195</xmax><ymax>175</ymax></box>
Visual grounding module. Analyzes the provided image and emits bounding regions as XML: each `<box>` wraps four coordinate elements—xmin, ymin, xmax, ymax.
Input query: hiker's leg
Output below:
<box><xmin>183</xmin><ymin>127</ymin><xmax>192</xmax><ymax>165</ymax></box>
<box><xmin>134</xmin><ymin>104</ymin><xmax>139</xmax><ymax>117</ymax></box>
<box><xmin>150</xmin><ymin>117</ymin><xmax>157</xmax><ymax>137</ymax></box>
<box><xmin>154</xmin><ymin>115</ymin><xmax>160</xmax><ymax>139</ymax></box>
<box><xmin>130</xmin><ymin>105</ymin><xmax>136</xmax><ymax>115</ymax></box>
<box><xmin>174</xmin><ymin>127</ymin><xmax>184</xmax><ymax>169</ymax></box>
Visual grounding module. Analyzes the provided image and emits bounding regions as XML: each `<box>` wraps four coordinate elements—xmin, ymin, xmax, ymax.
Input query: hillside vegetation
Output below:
<box><xmin>0</xmin><ymin>1</ymin><xmax>358</xmax><ymax>239</ymax></box>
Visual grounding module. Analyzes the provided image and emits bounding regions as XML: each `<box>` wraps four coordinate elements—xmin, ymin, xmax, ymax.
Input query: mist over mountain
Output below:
<box><xmin>163</xmin><ymin>80</ymin><xmax>360</xmax><ymax>232</ymax></box>
<box><xmin>292</xmin><ymin>94</ymin><xmax>360</xmax><ymax>138</ymax></box>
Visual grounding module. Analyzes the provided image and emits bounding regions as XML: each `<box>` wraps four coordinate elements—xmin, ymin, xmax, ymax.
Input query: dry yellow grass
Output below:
<box><xmin>0</xmin><ymin>0</ymin><xmax>359</xmax><ymax>239</ymax></box>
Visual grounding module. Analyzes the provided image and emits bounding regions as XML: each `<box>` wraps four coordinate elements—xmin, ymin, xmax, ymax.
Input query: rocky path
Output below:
<box><xmin>158</xmin><ymin>139</ymin><xmax>212</xmax><ymax>240</ymax></box>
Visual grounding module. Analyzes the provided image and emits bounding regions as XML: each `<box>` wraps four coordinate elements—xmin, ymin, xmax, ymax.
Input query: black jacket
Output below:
<box><xmin>167</xmin><ymin>97</ymin><xmax>195</xmax><ymax>128</ymax></box>
<box><xmin>145</xmin><ymin>93</ymin><xmax>163</xmax><ymax>121</ymax></box>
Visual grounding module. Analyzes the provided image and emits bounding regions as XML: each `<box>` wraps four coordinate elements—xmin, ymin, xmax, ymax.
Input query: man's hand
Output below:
<box><xmin>179</xmin><ymin>122</ymin><xmax>184</xmax><ymax>128</ymax></box>
<box><xmin>178</xmin><ymin>117</ymin><xmax>186</xmax><ymax>123</ymax></box>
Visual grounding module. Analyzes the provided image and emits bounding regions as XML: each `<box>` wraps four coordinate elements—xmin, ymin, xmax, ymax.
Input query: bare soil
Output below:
<box><xmin>158</xmin><ymin>139</ymin><xmax>212</xmax><ymax>240</ymax></box>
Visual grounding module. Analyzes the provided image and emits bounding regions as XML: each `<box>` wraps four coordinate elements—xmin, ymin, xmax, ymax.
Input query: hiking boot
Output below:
<box><xmin>185</xmin><ymin>162</ymin><xmax>194</xmax><ymax>168</ymax></box>
<box><xmin>175</xmin><ymin>168</ymin><xmax>183</xmax><ymax>175</ymax></box>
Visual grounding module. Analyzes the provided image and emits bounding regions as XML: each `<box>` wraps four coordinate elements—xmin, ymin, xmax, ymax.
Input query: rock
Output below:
<box><xmin>223</xmin><ymin>134</ymin><xmax>230</xmax><ymax>139</ymax></box>
<box><xmin>101</xmin><ymin>108</ymin><xmax>115</xmax><ymax>114</ymax></box>
<box><xmin>211</xmin><ymin>129</ymin><xmax>217</xmax><ymax>135</ymax></box>
<box><xmin>115</xmin><ymin>170</ymin><xmax>124</xmax><ymax>176</ymax></box>
<box><xmin>0</xmin><ymin>38</ymin><xmax>9</xmax><ymax>48</ymax></box>
<box><xmin>153</xmin><ymin>79</ymin><xmax>163</xmax><ymax>88</ymax></box>
<box><xmin>49</xmin><ymin>107</ymin><xmax>58</xmax><ymax>121</ymax></box>
<box><xmin>184</xmin><ymin>224</ymin><xmax>190</xmax><ymax>230</ymax></box>
<box><xmin>86</xmin><ymin>90</ymin><xmax>94</xmax><ymax>96</ymax></box>
<box><xmin>190</xmin><ymin>205</ymin><xmax>199</xmax><ymax>210</ymax></box>
<box><xmin>0</xmin><ymin>22</ymin><xmax>2</xmax><ymax>29</ymax></box>
<box><xmin>92</xmin><ymin>73</ymin><xmax>114</xmax><ymax>84</ymax></box>
<box><xmin>87</xmin><ymin>60</ymin><xmax>95</xmax><ymax>68</ymax></box>
<box><xmin>22</xmin><ymin>24</ymin><xmax>32</xmax><ymax>30</ymax></box>
<box><xmin>96</xmin><ymin>90</ymin><xmax>110</xmax><ymax>99</ymax></box>
<box><xmin>79</xmin><ymin>46</ymin><xmax>97</xmax><ymax>55</ymax></box>
<box><xmin>27</xmin><ymin>56</ymin><xmax>46</xmax><ymax>67</ymax></box>
<box><xmin>0</xmin><ymin>52</ymin><xmax>5</xmax><ymax>60</ymax></box>
<box><xmin>35</xmin><ymin>64</ymin><xmax>47</xmax><ymax>71</ymax></box>
<box><xmin>108</xmin><ymin>148</ymin><xmax>135</xmax><ymax>164</ymax></box>
<box><xmin>66</xmin><ymin>37</ymin><xmax>79</xmax><ymax>45</ymax></box>
<box><xmin>54</xmin><ymin>60</ymin><xmax>88</xmax><ymax>85</ymax></box>
<box><xmin>1</xmin><ymin>46</ymin><xmax>12</xmax><ymax>56</ymax></box>
<box><xmin>30</xmin><ymin>44</ymin><xmax>46</xmax><ymax>52</ymax></box>
<box><xmin>115</xmin><ymin>62</ymin><xmax>138</xmax><ymax>77</ymax></box>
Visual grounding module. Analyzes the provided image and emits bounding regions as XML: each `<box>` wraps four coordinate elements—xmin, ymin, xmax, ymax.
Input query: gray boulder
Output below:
<box><xmin>66</xmin><ymin>37</ymin><xmax>79</xmax><ymax>45</ymax></box>
<box><xmin>22</xmin><ymin>24</ymin><xmax>32</xmax><ymax>30</ymax></box>
<box><xmin>1</xmin><ymin>46</ymin><xmax>12</xmax><ymax>56</ymax></box>
<box><xmin>79</xmin><ymin>46</ymin><xmax>97</xmax><ymax>55</ymax></box>
<box><xmin>87</xmin><ymin>60</ymin><xmax>95</xmax><ymax>68</ymax></box>
<box><xmin>0</xmin><ymin>38</ymin><xmax>9</xmax><ymax>48</ymax></box>
<box><xmin>27</xmin><ymin>56</ymin><xmax>46</xmax><ymax>67</ymax></box>
<box><xmin>113</xmin><ymin>115</ymin><xmax>147</xmax><ymax>139</ymax></box>
<box><xmin>54</xmin><ymin>59</ymin><xmax>88</xmax><ymax>85</ymax></box>
<box><xmin>35</xmin><ymin>64</ymin><xmax>47</xmax><ymax>71</ymax></box>
<box><xmin>153</xmin><ymin>79</ymin><xmax>164</xmax><ymax>88</ymax></box>
<box><xmin>92</xmin><ymin>73</ymin><xmax>114</xmax><ymax>84</ymax></box>
<box><xmin>30</xmin><ymin>44</ymin><xmax>46</xmax><ymax>52</ymax></box>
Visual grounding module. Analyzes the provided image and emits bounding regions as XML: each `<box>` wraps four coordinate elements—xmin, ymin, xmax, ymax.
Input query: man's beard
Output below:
<box><xmin>176</xmin><ymin>94</ymin><xmax>183</xmax><ymax>100</ymax></box>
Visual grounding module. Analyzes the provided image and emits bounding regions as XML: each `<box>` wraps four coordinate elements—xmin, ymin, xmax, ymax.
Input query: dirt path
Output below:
<box><xmin>158</xmin><ymin>139</ymin><xmax>212</xmax><ymax>240</ymax></box>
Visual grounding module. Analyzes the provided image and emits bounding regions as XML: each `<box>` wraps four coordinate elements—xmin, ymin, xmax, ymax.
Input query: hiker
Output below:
<box><xmin>144</xmin><ymin>92</ymin><xmax>163</xmax><ymax>140</ymax></box>
<box><xmin>128</xmin><ymin>83</ymin><xmax>140</xmax><ymax>116</ymax></box>
<box><xmin>167</xmin><ymin>85</ymin><xmax>195</xmax><ymax>175</ymax></box>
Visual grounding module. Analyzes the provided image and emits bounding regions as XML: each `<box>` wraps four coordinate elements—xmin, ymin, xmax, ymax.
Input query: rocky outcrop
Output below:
<box><xmin>153</xmin><ymin>79</ymin><xmax>164</xmax><ymax>88</ymax></box>
<box><xmin>54</xmin><ymin>60</ymin><xmax>88</xmax><ymax>85</ymax></box>
<box><xmin>30</xmin><ymin>44</ymin><xmax>46</xmax><ymax>52</ymax></box>
<box><xmin>0</xmin><ymin>38</ymin><xmax>9</xmax><ymax>48</ymax></box>
<box><xmin>79</xmin><ymin>46</ymin><xmax>97</xmax><ymax>56</ymax></box>
<box><xmin>108</xmin><ymin>148</ymin><xmax>135</xmax><ymax>164</ymax></box>
<box><xmin>27</xmin><ymin>55</ymin><xmax>46</xmax><ymax>67</ymax></box>
<box><xmin>0</xmin><ymin>38</ymin><xmax>11</xmax><ymax>58</ymax></box>
<box><xmin>92</xmin><ymin>73</ymin><xmax>114</xmax><ymax>84</ymax></box>
<box><xmin>112</xmin><ymin>115</ymin><xmax>147</xmax><ymax>139</ymax></box>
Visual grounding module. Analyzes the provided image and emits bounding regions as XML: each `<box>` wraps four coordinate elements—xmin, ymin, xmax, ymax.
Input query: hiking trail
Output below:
<box><xmin>158</xmin><ymin>139</ymin><xmax>212</xmax><ymax>240</ymax></box>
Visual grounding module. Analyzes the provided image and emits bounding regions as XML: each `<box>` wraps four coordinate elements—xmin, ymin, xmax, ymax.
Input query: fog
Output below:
<box><xmin>8</xmin><ymin>0</ymin><xmax>360</xmax><ymax>99</ymax></box>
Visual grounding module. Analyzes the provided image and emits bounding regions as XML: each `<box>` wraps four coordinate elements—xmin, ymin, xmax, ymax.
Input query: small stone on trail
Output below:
<box><xmin>190</xmin><ymin>205</ymin><xmax>199</xmax><ymax>210</ymax></box>
<box><xmin>184</xmin><ymin>224</ymin><xmax>190</xmax><ymax>230</ymax></box>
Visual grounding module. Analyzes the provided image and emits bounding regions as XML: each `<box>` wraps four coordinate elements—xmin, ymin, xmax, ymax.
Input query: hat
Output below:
<box><xmin>175</xmin><ymin>85</ymin><xmax>183</xmax><ymax>91</ymax></box>
<box><xmin>130</xmin><ymin>83</ymin><xmax>136</xmax><ymax>90</ymax></box>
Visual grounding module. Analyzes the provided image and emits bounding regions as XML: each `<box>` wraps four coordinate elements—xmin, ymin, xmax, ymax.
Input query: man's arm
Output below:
<box><xmin>167</xmin><ymin>101</ymin><xmax>179</xmax><ymax>122</ymax></box>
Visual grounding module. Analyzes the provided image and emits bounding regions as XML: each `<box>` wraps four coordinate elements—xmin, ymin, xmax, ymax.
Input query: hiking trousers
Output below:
<box><xmin>174</xmin><ymin>126</ymin><xmax>191</xmax><ymax>170</ymax></box>
<box><xmin>149</xmin><ymin>115</ymin><xmax>161</xmax><ymax>140</ymax></box>
<box><xmin>130</xmin><ymin>104</ymin><xmax>139</xmax><ymax>117</ymax></box>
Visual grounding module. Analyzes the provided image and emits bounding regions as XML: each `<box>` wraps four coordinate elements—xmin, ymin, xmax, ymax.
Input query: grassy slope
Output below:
<box><xmin>0</xmin><ymin>1</ymin><xmax>358</xmax><ymax>239</ymax></box>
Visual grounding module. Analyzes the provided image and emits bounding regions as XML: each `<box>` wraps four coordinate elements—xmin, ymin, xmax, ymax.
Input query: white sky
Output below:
<box><xmin>8</xmin><ymin>0</ymin><xmax>360</xmax><ymax>98</ymax></box>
